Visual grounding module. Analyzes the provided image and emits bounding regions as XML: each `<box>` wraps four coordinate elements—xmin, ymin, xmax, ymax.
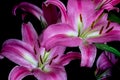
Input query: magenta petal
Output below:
<box><xmin>8</xmin><ymin>66</ymin><xmax>32</xmax><ymax>80</ymax></box>
<box><xmin>42</xmin><ymin>34</ymin><xmax>82</xmax><ymax>50</ymax></box>
<box><xmin>45</xmin><ymin>0</ymin><xmax>68</xmax><ymax>22</ymax></box>
<box><xmin>48</xmin><ymin>46</ymin><xmax>66</xmax><ymax>61</ymax></box>
<box><xmin>97</xmin><ymin>52</ymin><xmax>118</xmax><ymax>71</ymax></box>
<box><xmin>42</xmin><ymin>3</ymin><xmax>58</xmax><ymax>25</ymax></box>
<box><xmin>67</xmin><ymin>0</ymin><xmax>82</xmax><ymax>30</ymax></box>
<box><xmin>13</xmin><ymin>2</ymin><xmax>44</xmax><ymax>20</ymax></box>
<box><xmin>0</xmin><ymin>55</ymin><xmax>4</xmax><ymax>59</ymax></box>
<box><xmin>1</xmin><ymin>39</ymin><xmax>37</xmax><ymax>69</ymax></box>
<box><xmin>79</xmin><ymin>43</ymin><xmax>97</xmax><ymax>67</ymax></box>
<box><xmin>67</xmin><ymin>0</ymin><xmax>102</xmax><ymax>31</ymax></box>
<box><xmin>2</xmin><ymin>39</ymin><xmax>34</xmax><ymax>54</ymax></box>
<box><xmin>22</xmin><ymin>22</ymin><xmax>38</xmax><ymax>47</ymax></box>
<box><xmin>87</xmin><ymin>30</ymin><xmax>120</xmax><ymax>43</ymax></box>
<box><xmin>33</xmin><ymin>67</ymin><xmax>67</xmax><ymax>80</ymax></box>
<box><xmin>111</xmin><ymin>0</ymin><xmax>120</xmax><ymax>6</ymax></box>
<box><xmin>102</xmin><ymin>0</ymin><xmax>120</xmax><ymax>11</ymax></box>
<box><xmin>58</xmin><ymin>52</ymin><xmax>81</xmax><ymax>66</ymax></box>
<box><xmin>40</xmin><ymin>23</ymin><xmax>78</xmax><ymax>48</ymax></box>
<box><xmin>32</xmin><ymin>69</ymin><xmax>46</xmax><ymax>80</ymax></box>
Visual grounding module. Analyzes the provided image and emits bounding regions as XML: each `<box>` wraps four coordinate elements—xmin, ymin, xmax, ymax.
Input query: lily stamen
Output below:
<box><xmin>80</xmin><ymin>14</ymin><xmax>83</xmax><ymax>22</ymax></box>
<box><xmin>34</xmin><ymin>47</ymin><xmax>37</xmax><ymax>54</ymax></box>
<box><xmin>40</xmin><ymin>55</ymin><xmax>43</xmax><ymax>64</ymax></box>
<box><xmin>91</xmin><ymin>21</ymin><xmax>95</xmax><ymax>29</ymax></box>
<box><xmin>49</xmin><ymin>55</ymin><xmax>58</xmax><ymax>65</ymax></box>
<box><xmin>37</xmin><ymin>39</ymin><xmax>40</xmax><ymax>48</ymax></box>
<box><xmin>106</xmin><ymin>21</ymin><xmax>111</xmax><ymax>29</ymax></box>
<box><xmin>99</xmin><ymin>26</ymin><xmax>104</xmax><ymax>34</ymax></box>
<box><xmin>105</xmin><ymin>26</ymin><xmax>114</xmax><ymax>33</ymax></box>
<box><xmin>96</xmin><ymin>0</ymin><xmax>111</xmax><ymax>10</ymax></box>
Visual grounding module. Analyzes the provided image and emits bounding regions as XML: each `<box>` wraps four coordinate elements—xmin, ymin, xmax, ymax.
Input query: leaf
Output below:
<box><xmin>108</xmin><ymin>11</ymin><xmax>120</xmax><ymax>24</ymax></box>
<box><xmin>95</xmin><ymin>43</ymin><xmax>120</xmax><ymax>57</ymax></box>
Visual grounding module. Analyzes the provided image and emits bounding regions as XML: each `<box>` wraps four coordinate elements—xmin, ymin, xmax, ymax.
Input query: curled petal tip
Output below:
<box><xmin>0</xmin><ymin>55</ymin><xmax>4</xmax><ymax>59</ymax></box>
<box><xmin>12</xmin><ymin>2</ymin><xmax>43</xmax><ymax>20</ymax></box>
<box><xmin>8</xmin><ymin>66</ymin><xmax>32</xmax><ymax>80</ymax></box>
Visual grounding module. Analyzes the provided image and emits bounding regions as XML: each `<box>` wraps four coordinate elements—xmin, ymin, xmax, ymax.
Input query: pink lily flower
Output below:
<box><xmin>40</xmin><ymin>0</ymin><xmax>120</xmax><ymax>67</ymax></box>
<box><xmin>0</xmin><ymin>22</ymin><xmax>81</xmax><ymax>80</ymax></box>
<box><xmin>95</xmin><ymin>52</ymin><xmax>118</xmax><ymax>80</ymax></box>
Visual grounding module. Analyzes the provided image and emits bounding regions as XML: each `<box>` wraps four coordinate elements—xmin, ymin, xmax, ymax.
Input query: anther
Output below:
<box><xmin>99</xmin><ymin>26</ymin><xmax>104</xmax><ymax>34</ymax></box>
<box><xmin>37</xmin><ymin>40</ymin><xmax>40</xmax><ymax>48</ymax></box>
<box><xmin>80</xmin><ymin>14</ymin><xmax>83</xmax><ymax>22</ymax></box>
<box><xmin>91</xmin><ymin>21</ymin><xmax>95</xmax><ymax>29</ymax></box>
<box><xmin>49</xmin><ymin>60</ymin><xmax>52</xmax><ymax>65</ymax></box>
<box><xmin>53</xmin><ymin>55</ymin><xmax>58</xmax><ymax>59</ymax></box>
<box><xmin>40</xmin><ymin>55</ymin><xmax>43</xmax><ymax>64</ymax></box>
<box><xmin>49</xmin><ymin>55</ymin><xmax>58</xmax><ymax>65</ymax></box>
<box><xmin>34</xmin><ymin>47</ymin><xmax>37</xmax><ymax>54</ymax></box>
<box><xmin>106</xmin><ymin>21</ymin><xmax>110</xmax><ymax>29</ymax></box>
<box><xmin>105</xmin><ymin>26</ymin><xmax>114</xmax><ymax>33</ymax></box>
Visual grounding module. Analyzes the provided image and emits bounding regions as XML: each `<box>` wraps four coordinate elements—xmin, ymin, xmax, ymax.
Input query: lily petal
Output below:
<box><xmin>48</xmin><ymin>46</ymin><xmax>66</xmax><ymax>61</ymax></box>
<box><xmin>67</xmin><ymin>0</ymin><xmax>82</xmax><ymax>30</ymax></box>
<box><xmin>42</xmin><ymin>23</ymin><xmax>77</xmax><ymax>40</ymax></box>
<box><xmin>13</xmin><ymin>2</ymin><xmax>46</xmax><ymax>22</ymax></box>
<box><xmin>9</xmin><ymin>66</ymin><xmax>32</xmax><ymax>80</ymax></box>
<box><xmin>95</xmin><ymin>0</ymin><xmax>120</xmax><ymax>11</ymax></box>
<box><xmin>22</xmin><ymin>22</ymin><xmax>38</xmax><ymax>47</ymax></box>
<box><xmin>47</xmin><ymin>46</ymin><xmax>80</xmax><ymax>66</ymax></box>
<box><xmin>97</xmin><ymin>52</ymin><xmax>118</xmax><ymax>71</ymax></box>
<box><xmin>33</xmin><ymin>66</ymin><xmax>67</xmax><ymax>80</ymax></box>
<box><xmin>42</xmin><ymin>34</ymin><xmax>82</xmax><ymax>50</ymax></box>
<box><xmin>110</xmin><ymin>0</ymin><xmax>120</xmax><ymax>7</ymax></box>
<box><xmin>1</xmin><ymin>39</ymin><xmax>38</xmax><ymax>69</ymax></box>
<box><xmin>95</xmin><ymin>52</ymin><xmax>118</xmax><ymax>80</ymax></box>
<box><xmin>79</xmin><ymin>43</ymin><xmax>97</xmax><ymax>67</ymax></box>
<box><xmin>0</xmin><ymin>55</ymin><xmax>4</xmax><ymax>59</ymax></box>
<box><xmin>42</xmin><ymin>3</ymin><xmax>59</xmax><ymax>25</ymax></box>
<box><xmin>87</xmin><ymin>30</ymin><xmax>120</xmax><ymax>43</ymax></box>
<box><xmin>58</xmin><ymin>52</ymin><xmax>81</xmax><ymax>66</ymax></box>
<box><xmin>45</xmin><ymin>0</ymin><xmax>68</xmax><ymax>23</ymax></box>
<box><xmin>67</xmin><ymin>0</ymin><xmax>103</xmax><ymax>31</ymax></box>
<box><xmin>41</xmin><ymin>23</ymin><xmax>77</xmax><ymax>42</ymax></box>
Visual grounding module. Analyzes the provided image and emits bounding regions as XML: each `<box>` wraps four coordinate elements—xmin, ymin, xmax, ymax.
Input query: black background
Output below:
<box><xmin>0</xmin><ymin>0</ymin><xmax>120</xmax><ymax>80</ymax></box>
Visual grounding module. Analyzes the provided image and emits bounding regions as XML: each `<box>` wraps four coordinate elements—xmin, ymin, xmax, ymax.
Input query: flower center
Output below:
<box><xmin>37</xmin><ymin>50</ymin><xmax>58</xmax><ymax>72</ymax></box>
<box><xmin>38</xmin><ymin>51</ymin><xmax>49</xmax><ymax>72</ymax></box>
<box><xmin>77</xmin><ymin>13</ymin><xmax>113</xmax><ymax>40</ymax></box>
